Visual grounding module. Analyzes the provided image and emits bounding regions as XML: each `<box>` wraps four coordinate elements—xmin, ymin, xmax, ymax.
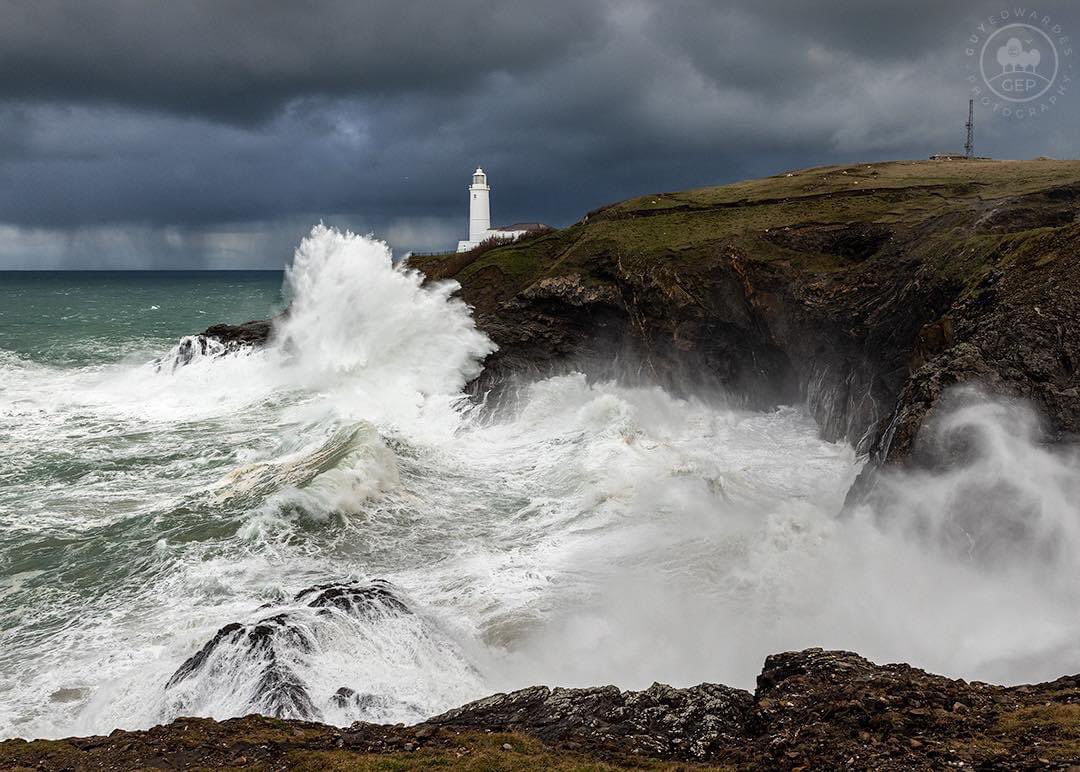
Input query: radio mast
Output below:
<box><xmin>964</xmin><ymin>99</ymin><xmax>974</xmax><ymax>159</ymax></box>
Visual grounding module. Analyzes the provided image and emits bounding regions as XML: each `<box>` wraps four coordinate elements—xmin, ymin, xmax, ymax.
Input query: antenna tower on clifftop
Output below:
<box><xmin>964</xmin><ymin>99</ymin><xmax>974</xmax><ymax>159</ymax></box>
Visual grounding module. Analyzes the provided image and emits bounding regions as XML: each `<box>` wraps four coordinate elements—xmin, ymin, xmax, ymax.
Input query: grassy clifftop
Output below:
<box><xmin>411</xmin><ymin>158</ymin><xmax>1080</xmax><ymax>466</ymax></box>
<box><xmin>412</xmin><ymin>158</ymin><xmax>1080</xmax><ymax>306</ymax></box>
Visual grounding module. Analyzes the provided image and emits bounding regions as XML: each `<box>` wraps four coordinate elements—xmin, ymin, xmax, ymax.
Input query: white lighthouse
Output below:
<box><xmin>468</xmin><ymin>167</ymin><xmax>490</xmax><ymax>244</ymax></box>
<box><xmin>456</xmin><ymin>166</ymin><xmax>548</xmax><ymax>252</ymax></box>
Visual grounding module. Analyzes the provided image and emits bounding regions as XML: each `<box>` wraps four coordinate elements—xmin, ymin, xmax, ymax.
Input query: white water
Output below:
<box><xmin>1</xmin><ymin>225</ymin><xmax>1078</xmax><ymax>740</ymax></box>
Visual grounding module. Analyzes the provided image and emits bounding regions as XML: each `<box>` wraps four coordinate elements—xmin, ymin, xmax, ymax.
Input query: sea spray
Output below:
<box><xmin>273</xmin><ymin>225</ymin><xmax>495</xmax><ymax>428</ymax></box>
<box><xmin>1</xmin><ymin>228</ymin><xmax>1079</xmax><ymax>741</ymax></box>
<box><xmin>865</xmin><ymin>389</ymin><xmax>1080</xmax><ymax>573</ymax></box>
<box><xmin>487</xmin><ymin>381</ymin><xmax>1080</xmax><ymax>691</ymax></box>
<box><xmin>158</xmin><ymin>581</ymin><xmax>482</xmax><ymax>727</ymax></box>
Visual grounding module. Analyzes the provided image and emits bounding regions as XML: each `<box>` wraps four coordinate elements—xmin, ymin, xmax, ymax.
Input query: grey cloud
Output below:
<box><xmin>0</xmin><ymin>0</ymin><xmax>608</xmax><ymax>123</ymax></box>
<box><xmin>0</xmin><ymin>0</ymin><xmax>1078</xmax><ymax>267</ymax></box>
<box><xmin>0</xmin><ymin>214</ymin><xmax>459</xmax><ymax>270</ymax></box>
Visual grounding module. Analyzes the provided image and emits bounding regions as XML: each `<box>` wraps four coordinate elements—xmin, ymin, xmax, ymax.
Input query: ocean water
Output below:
<box><xmin>1</xmin><ymin>225</ymin><xmax>1078</xmax><ymax>740</ymax></box>
<box><xmin>0</xmin><ymin>270</ymin><xmax>285</xmax><ymax>366</ymax></box>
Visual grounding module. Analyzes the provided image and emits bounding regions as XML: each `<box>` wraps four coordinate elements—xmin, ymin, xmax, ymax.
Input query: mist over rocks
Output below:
<box><xmin>157</xmin><ymin>319</ymin><xmax>276</xmax><ymax>370</ymax></box>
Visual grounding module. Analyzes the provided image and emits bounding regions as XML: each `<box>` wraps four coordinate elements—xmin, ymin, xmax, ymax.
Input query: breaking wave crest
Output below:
<box><xmin>277</xmin><ymin>224</ymin><xmax>495</xmax><ymax>396</ymax></box>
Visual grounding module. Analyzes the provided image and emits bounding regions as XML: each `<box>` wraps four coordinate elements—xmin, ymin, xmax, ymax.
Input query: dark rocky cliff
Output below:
<box><xmin>410</xmin><ymin>159</ymin><xmax>1080</xmax><ymax>473</ymax></box>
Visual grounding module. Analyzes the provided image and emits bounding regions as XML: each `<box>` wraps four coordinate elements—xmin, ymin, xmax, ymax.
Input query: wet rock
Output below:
<box><xmin>163</xmin><ymin>315</ymin><xmax>283</xmax><ymax>371</ymax></box>
<box><xmin>295</xmin><ymin>579</ymin><xmax>410</xmax><ymax>617</ymax></box>
<box><xmin>200</xmin><ymin>318</ymin><xmax>275</xmax><ymax>348</ymax></box>
<box><xmin>165</xmin><ymin>580</ymin><xmax>411</xmax><ymax>723</ymax></box>
<box><xmin>330</xmin><ymin>686</ymin><xmax>421</xmax><ymax>717</ymax></box>
<box><xmin>165</xmin><ymin>615</ymin><xmax>317</xmax><ymax>720</ymax></box>
<box><xmin>329</xmin><ymin>687</ymin><xmax>356</xmax><ymax>709</ymax></box>
<box><xmin>425</xmin><ymin>680</ymin><xmax>753</xmax><ymax>762</ymax></box>
<box><xmin>167</xmin><ymin>334</ymin><xmax>227</xmax><ymax>368</ymax></box>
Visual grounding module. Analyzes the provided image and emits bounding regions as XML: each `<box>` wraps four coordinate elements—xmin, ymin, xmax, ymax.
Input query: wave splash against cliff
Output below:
<box><xmin>1</xmin><ymin>225</ymin><xmax>1078</xmax><ymax>740</ymax></box>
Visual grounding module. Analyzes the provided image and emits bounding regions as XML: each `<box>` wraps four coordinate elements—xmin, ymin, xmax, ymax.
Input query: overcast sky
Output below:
<box><xmin>0</xmin><ymin>0</ymin><xmax>1077</xmax><ymax>268</ymax></box>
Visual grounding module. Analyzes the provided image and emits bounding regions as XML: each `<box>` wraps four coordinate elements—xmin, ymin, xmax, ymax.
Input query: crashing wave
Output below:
<box><xmin>156</xmin><ymin>335</ymin><xmax>231</xmax><ymax>372</ymax></box>
<box><xmin>157</xmin><ymin>319</ymin><xmax>276</xmax><ymax>372</ymax></box>
<box><xmin>160</xmin><ymin>581</ymin><xmax>478</xmax><ymax>724</ymax></box>
<box><xmin>165</xmin><ymin>613</ymin><xmax>319</xmax><ymax>719</ymax></box>
<box><xmin>206</xmin><ymin>422</ymin><xmax>400</xmax><ymax>511</ymax></box>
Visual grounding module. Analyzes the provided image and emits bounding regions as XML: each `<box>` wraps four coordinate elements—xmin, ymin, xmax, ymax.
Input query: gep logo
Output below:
<box><xmin>967</xmin><ymin>9</ymin><xmax>1073</xmax><ymax>118</ymax></box>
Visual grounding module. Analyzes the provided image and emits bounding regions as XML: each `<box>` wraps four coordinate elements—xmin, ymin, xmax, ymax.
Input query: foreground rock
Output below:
<box><xmin>427</xmin><ymin>680</ymin><xmax>752</xmax><ymax>762</ymax></box>
<box><xmin>4</xmin><ymin>648</ymin><xmax>1078</xmax><ymax>770</ymax></box>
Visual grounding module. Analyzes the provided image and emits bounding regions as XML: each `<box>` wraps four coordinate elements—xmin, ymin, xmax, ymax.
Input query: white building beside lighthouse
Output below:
<box><xmin>456</xmin><ymin>167</ymin><xmax>547</xmax><ymax>252</ymax></box>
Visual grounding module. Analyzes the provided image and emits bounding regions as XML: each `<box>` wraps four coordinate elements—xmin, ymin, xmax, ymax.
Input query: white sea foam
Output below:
<box><xmin>1</xmin><ymin>225</ymin><xmax>1078</xmax><ymax>740</ymax></box>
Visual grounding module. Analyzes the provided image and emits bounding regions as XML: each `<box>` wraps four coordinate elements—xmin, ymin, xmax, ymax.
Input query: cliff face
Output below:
<box><xmin>5</xmin><ymin>648</ymin><xmax>1078</xmax><ymax>770</ymax></box>
<box><xmin>409</xmin><ymin>159</ymin><xmax>1080</xmax><ymax>469</ymax></box>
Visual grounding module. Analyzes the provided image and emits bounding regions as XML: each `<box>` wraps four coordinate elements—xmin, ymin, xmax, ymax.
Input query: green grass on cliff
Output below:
<box><xmin>410</xmin><ymin>158</ymin><xmax>1080</xmax><ymax>306</ymax></box>
<box><xmin>995</xmin><ymin>703</ymin><xmax>1080</xmax><ymax>762</ymax></box>
<box><xmin>0</xmin><ymin>725</ymin><xmax>732</xmax><ymax>771</ymax></box>
<box><xmin>606</xmin><ymin>158</ymin><xmax>1080</xmax><ymax>212</ymax></box>
<box><xmin>286</xmin><ymin>732</ymin><xmax>725</xmax><ymax>771</ymax></box>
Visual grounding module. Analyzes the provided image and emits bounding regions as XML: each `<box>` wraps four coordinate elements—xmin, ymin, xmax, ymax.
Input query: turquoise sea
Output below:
<box><xmin>0</xmin><ymin>271</ymin><xmax>285</xmax><ymax>366</ymax></box>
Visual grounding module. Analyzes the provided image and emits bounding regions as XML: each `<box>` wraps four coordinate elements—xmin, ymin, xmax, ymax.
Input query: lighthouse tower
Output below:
<box><xmin>456</xmin><ymin>166</ymin><xmax>542</xmax><ymax>252</ymax></box>
<box><xmin>468</xmin><ymin>167</ymin><xmax>491</xmax><ymax>243</ymax></box>
<box><xmin>457</xmin><ymin>167</ymin><xmax>493</xmax><ymax>252</ymax></box>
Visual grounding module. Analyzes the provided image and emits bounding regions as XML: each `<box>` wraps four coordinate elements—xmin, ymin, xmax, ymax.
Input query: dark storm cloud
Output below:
<box><xmin>0</xmin><ymin>0</ymin><xmax>607</xmax><ymax>122</ymax></box>
<box><xmin>0</xmin><ymin>0</ymin><xmax>1078</xmax><ymax>267</ymax></box>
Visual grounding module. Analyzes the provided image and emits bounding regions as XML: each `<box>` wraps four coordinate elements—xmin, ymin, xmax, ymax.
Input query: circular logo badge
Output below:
<box><xmin>980</xmin><ymin>23</ymin><xmax>1058</xmax><ymax>102</ymax></box>
<box><xmin>966</xmin><ymin>10</ymin><xmax>1073</xmax><ymax>118</ymax></box>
